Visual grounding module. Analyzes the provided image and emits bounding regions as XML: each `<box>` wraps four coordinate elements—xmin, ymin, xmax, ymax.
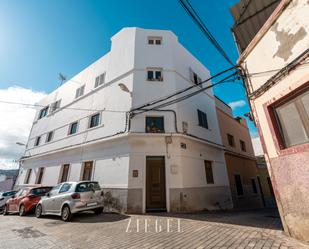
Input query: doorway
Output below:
<box><xmin>146</xmin><ymin>156</ymin><xmax>166</xmax><ymax>212</ymax></box>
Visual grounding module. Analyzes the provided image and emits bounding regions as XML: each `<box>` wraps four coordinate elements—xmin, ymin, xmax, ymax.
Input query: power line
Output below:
<box><xmin>0</xmin><ymin>100</ymin><xmax>127</xmax><ymax>113</ymax></box>
<box><xmin>178</xmin><ymin>0</ymin><xmax>234</xmax><ymax>66</ymax></box>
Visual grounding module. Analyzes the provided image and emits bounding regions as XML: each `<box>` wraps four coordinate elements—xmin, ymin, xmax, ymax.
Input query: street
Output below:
<box><xmin>0</xmin><ymin>209</ymin><xmax>308</xmax><ymax>249</ymax></box>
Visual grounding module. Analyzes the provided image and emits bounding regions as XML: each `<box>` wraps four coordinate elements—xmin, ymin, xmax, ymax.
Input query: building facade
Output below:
<box><xmin>231</xmin><ymin>0</ymin><xmax>309</xmax><ymax>242</ymax></box>
<box><xmin>215</xmin><ymin>97</ymin><xmax>263</xmax><ymax>210</ymax></box>
<box><xmin>16</xmin><ymin>28</ymin><xmax>234</xmax><ymax>213</ymax></box>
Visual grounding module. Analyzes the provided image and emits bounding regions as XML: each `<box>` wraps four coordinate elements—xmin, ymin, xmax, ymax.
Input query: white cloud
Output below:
<box><xmin>0</xmin><ymin>86</ymin><xmax>46</xmax><ymax>169</ymax></box>
<box><xmin>251</xmin><ymin>136</ymin><xmax>264</xmax><ymax>156</ymax></box>
<box><xmin>228</xmin><ymin>100</ymin><xmax>246</xmax><ymax>110</ymax></box>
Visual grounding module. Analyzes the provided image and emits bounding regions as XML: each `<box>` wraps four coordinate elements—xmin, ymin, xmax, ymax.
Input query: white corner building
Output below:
<box><xmin>16</xmin><ymin>27</ymin><xmax>233</xmax><ymax>213</ymax></box>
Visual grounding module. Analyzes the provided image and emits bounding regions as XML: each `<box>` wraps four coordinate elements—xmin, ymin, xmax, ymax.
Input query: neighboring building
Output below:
<box><xmin>16</xmin><ymin>28</ymin><xmax>233</xmax><ymax>213</ymax></box>
<box><xmin>215</xmin><ymin>97</ymin><xmax>263</xmax><ymax>209</ymax></box>
<box><xmin>252</xmin><ymin>137</ymin><xmax>276</xmax><ymax>208</ymax></box>
<box><xmin>231</xmin><ymin>0</ymin><xmax>309</xmax><ymax>242</ymax></box>
<box><xmin>0</xmin><ymin>169</ymin><xmax>19</xmax><ymax>192</ymax></box>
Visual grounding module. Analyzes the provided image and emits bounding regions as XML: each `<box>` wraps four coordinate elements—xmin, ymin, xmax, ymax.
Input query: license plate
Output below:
<box><xmin>87</xmin><ymin>202</ymin><xmax>97</xmax><ymax>207</ymax></box>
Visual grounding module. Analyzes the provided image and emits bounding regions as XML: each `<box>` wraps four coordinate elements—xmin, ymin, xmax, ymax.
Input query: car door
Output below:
<box><xmin>43</xmin><ymin>184</ymin><xmax>62</xmax><ymax>213</ymax></box>
<box><xmin>53</xmin><ymin>183</ymin><xmax>72</xmax><ymax>213</ymax></box>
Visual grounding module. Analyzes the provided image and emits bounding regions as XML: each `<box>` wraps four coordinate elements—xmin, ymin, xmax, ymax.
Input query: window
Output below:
<box><xmin>76</xmin><ymin>182</ymin><xmax>101</xmax><ymax>192</ymax></box>
<box><xmin>240</xmin><ymin>140</ymin><xmax>246</xmax><ymax>151</ymax></box>
<box><xmin>147</xmin><ymin>68</ymin><xmax>163</xmax><ymax>81</ymax></box>
<box><xmin>190</xmin><ymin>69</ymin><xmax>202</xmax><ymax>85</ymax></box>
<box><xmin>273</xmin><ymin>88</ymin><xmax>309</xmax><ymax>148</ymax></box>
<box><xmin>251</xmin><ymin>178</ymin><xmax>257</xmax><ymax>194</ymax></box>
<box><xmin>95</xmin><ymin>73</ymin><xmax>106</xmax><ymax>88</ymax></box>
<box><xmin>204</xmin><ymin>160</ymin><xmax>214</xmax><ymax>184</ymax></box>
<box><xmin>59</xmin><ymin>183</ymin><xmax>72</xmax><ymax>193</ymax></box>
<box><xmin>234</xmin><ymin>174</ymin><xmax>244</xmax><ymax>196</ymax></box>
<box><xmin>46</xmin><ymin>131</ymin><xmax>54</xmax><ymax>143</ymax></box>
<box><xmin>36</xmin><ymin>167</ymin><xmax>45</xmax><ymax>184</ymax></box>
<box><xmin>89</xmin><ymin>113</ymin><xmax>100</xmax><ymax>128</ymax></box>
<box><xmin>30</xmin><ymin>187</ymin><xmax>52</xmax><ymax>196</ymax></box>
<box><xmin>82</xmin><ymin>161</ymin><xmax>93</xmax><ymax>181</ymax></box>
<box><xmin>59</xmin><ymin>164</ymin><xmax>70</xmax><ymax>183</ymax></box>
<box><xmin>75</xmin><ymin>85</ymin><xmax>85</xmax><ymax>99</ymax></box>
<box><xmin>68</xmin><ymin>122</ymin><xmax>78</xmax><ymax>135</ymax></box>
<box><xmin>50</xmin><ymin>184</ymin><xmax>61</xmax><ymax>196</ymax></box>
<box><xmin>50</xmin><ymin>100</ymin><xmax>61</xmax><ymax>113</ymax></box>
<box><xmin>34</xmin><ymin>136</ymin><xmax>41</xmax><ymax>146</ymax></box>
<box><xmin>148</xmin><ymin>36</ymin><xmax>162</xmax><ymax>45</ymax></box>
<box><xmin>227</xmin><ymin>134</ymin><xmax>235</xmax><ymax>147</ymax></box>
<box><xmin>24</xmin><ymin>169</ymin><xmax>32</xmax><ymax>184</ymax></box>
<box><xmin>38</xmin><ymin>106</ymin><xmax>49</xmax><ymax>119</ymax></box>
<box><xmin>197</xmin><ymin>109</ymin><xmax>208</xmax><ymax>129</ymax></box>
<box><xmin>146</xmin><ymin>116</ymin><xmax>164</xmax><ymax>133</ymax></box>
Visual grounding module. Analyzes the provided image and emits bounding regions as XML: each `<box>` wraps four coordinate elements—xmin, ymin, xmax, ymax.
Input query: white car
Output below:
<box><xmin>0</xmin><ymin>191</ymin><xmax>17</xmax><ymax>211</ymax></box>
<box><xmin>35</xmin><ymin>181</ymin><xmax>104</xmax><ymax>221</ymax></box>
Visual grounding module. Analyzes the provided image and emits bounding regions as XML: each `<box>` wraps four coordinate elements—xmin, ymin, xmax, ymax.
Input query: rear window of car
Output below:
<box><xmin>75</xmin><ymin>182</ymin><xmax>101</xmax><ymax>192</ymax></box>
<box><xmin>31</xmin><ymin>187</ymin><xmax>52</xmax><ymax>196</ymax></box>
<box><xmin>2</xmin><ymin>191</ymin><xmax>16</xmax><ymax>197</ymax></box>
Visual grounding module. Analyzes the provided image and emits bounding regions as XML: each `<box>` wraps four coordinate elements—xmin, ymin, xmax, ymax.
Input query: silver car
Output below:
<box><xmin>0</xmin><ymin>191</ymin><xmax>17</xmax><ymax>211</ymax></box>
<box><xmin>35</xmin><ymin>181</ymin><xmax>104</xmax><ymax>221</ymax></box>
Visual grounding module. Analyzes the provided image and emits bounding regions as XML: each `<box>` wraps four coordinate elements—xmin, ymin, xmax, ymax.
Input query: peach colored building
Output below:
<box><xmin>215</xmin><ymin>97</ymin><xmax>263</xmax><ymax>209</ymax></box>
<box><xmin>231</xmin><ymin>0</ymin><xmax>309</xmax><ymax>242</ymax></box>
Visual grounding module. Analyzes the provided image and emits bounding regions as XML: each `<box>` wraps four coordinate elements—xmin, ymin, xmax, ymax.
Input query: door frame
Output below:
<box><xmin>145</xmin><ymin>156</ymin><xmax>167</xmax><ymax>212</ymax></box>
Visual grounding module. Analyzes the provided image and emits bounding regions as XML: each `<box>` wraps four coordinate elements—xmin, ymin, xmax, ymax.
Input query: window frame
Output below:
<box><xmin>251</xmin><ymin>178</ymin><xmax>258</xmax><ymax>194</ymax></box>
<box><xmin>59</xmin><ymin>164</ymin><xmax>70</xmax><ymax>183</ymax></box>
<box><xmin>50</xmin><ymin>100</ymin><xmax>61</xmax><ymax>113</ymax></box>
<box><xmin>88</xmin><ymin>113</ymin><xmax>101</xmax><ymax>129</ymax></box>
<box><xmin>24</xmin><ymin>169</ymin><xmax>32</xmax><ymax>184</ymax></box>
<box><xmin>68</xmin><ymin>121</ymin><xmax>78</xmax><ymax>135</ymax></box>
<box><xmin>204</xmin><ymin>160</ymin><xmax>214</xmax><ymax>184</ymax></box>
<box><xmin>234</xmin><ymin>174</ymin><xmax>244</xmax><ymax>196</ymax></box>
<box><xmin>59</xmin><ymin>183</ymin><xmax>72</xmax><ymax>193</ymax></box>
<box><xmin>34</xmin><ymin>136</ymin><xmax>41</xmax><ymax>146</ymax></box>
<box><xmin>75</xmin><ymin>85</ymin><xmax>85</xmax><ymax>99</ymax></box>
<box><xmin>240</xmin><ymin>140</ymin><xmax>246</xmax><ymax>152</ymax></box>
<box><xmin>94</xmin><ymin>73</ymin><xmax>106</xmax><ymax>88</ymax></box>
<box><xmin>197</xmin><ymin>109</ymin><xmax>208</xmax><ymax>129</ymax></box>
<box><xmin>36</xmin><ymin>167</ymin><xmax>45</xmax><ymax>184</ymax></box>
<box><xmin>227</xmin><ymin>133</ymin><xmax>235</xmax><ymax>147</ymax></box>
<box><xmin>148</xmin><ymin>36</ymin><xmax>162</xmax><ymax>45</ymax></box>
<box><xmin>81</xmin><ymin>161</ymin><xmax>93</xmax><ymax>181</ymax></box>
<box><xmin>38</xmin><ymin>106</ymin><xmax>49</xmax><ymax>119</ymax></box>
<box><xmin>145</xmin><ymin>116</ymin><xmax>165</xmax><ymax>133</ymax></box>
<box><xmin>46</xmin><ymin>131</ymin><xmax>54</xmax><ymax>143</ymax></box>
<box><xmin>146</xmin><ymin>68</ymin><xmax>163</xmax><ymax>81</ymax></box>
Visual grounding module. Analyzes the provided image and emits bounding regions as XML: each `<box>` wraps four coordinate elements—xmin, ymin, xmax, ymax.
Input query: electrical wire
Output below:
<box><xmin>178</xmin><ymin>0</ymin><xmax>234</xmax><ymax>66</ymax></box>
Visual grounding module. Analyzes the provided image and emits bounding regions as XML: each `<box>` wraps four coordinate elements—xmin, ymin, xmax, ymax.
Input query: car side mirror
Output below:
<box><xmin>46</xmin><ymin>192</ymin><xmax>51</xmax><ymax>197</ymax></box>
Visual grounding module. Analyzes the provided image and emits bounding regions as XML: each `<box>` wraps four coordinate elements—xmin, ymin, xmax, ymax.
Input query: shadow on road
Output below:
<box><xmin>144</xmin><ymin>208</ymin><xmax>283</xmax><ymax>230</ymax></box>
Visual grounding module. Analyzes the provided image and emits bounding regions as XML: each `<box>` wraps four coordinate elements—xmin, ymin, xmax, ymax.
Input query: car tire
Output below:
<box><xmin>2</xmin><ymin>205</ymin><xmax>8</xmax><ymax>215</ymax></box>
<box><xmin>94</xmin><ymin>207</ymin><xmax>103</xmax><ymax>215</ymax></box>
<box><xmin>61</xmin><ymin>205</ymin><xmax>72</xmax><ymax>222</ymax></box>
<box><xmin>35</xmin><ymin>204</ymin><xmax>43</xmax><ymax>218</ymax></box>
<box><xmin>19</xmin><ymin>204</ymin><xmax>26</xmax><ymax>216</ymax></box>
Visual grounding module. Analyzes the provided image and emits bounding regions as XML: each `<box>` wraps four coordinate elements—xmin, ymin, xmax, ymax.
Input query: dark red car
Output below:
<box><xmin>3</xmin><ymin>186</ymin><xmax>52</xmax><ymax>216</ymax></box>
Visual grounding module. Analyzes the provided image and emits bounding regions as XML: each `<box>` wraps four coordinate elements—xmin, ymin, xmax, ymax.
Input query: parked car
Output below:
<box><xmin>3</xmin><ymin>186</ymin><xmax>52</xmax><ymax>216</ymax></box>
<box><xmin>35</xmin><ymin>181</ymin><xmax>104</xmax><ymax>221</ymax></box>
<box><xmin>0</xmin><ymin>190</ymin><xmax>17</xmax><ymax>211</ymax></box>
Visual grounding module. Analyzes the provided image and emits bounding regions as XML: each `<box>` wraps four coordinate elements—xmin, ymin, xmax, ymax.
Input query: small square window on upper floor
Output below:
<box><xmin>148</xmin><ymin>36</ymin><xmax>162</xmax><ymax>45</ymax></box>
<box><xmin>94</xmin><ymin>73</ymin><xmax>106</xmax><ymax>88</ymax></box>
<box><xmin>227</xmin><ymin>133</ymin><xmax>235</xmax><ymax>147</ymax></box>
<box><xmin>147</xmin><ymin>68</ymin><xmax>163</xmax><ymax>81</ymax></box>
<box><xmin>68</xmin><ymin>121</ymin><xmax>78</xmax><ymax>135</ymax></box>
<box><xmin>75</xmin><ymin>85</ymin><xmax>85</xmax><ymax>99</ymax></box>
<box><xmin>34</xmin><ymin>136</ymin><xmax>41</xmax><ymax>146</ymax></box>
<box><xmin>50</xmin><ymin>100</ymin><xmax>61</xmax><ymax>113</ymax></box>
<box><xmin>38</xmin><ymin>106</ymin><xmax>49</xmax><ymax>119</ymax></box>
<box><xmin>240</xmin><ymin>140</ymin><xmax>246</xmax><ymax>152</ymax></box>
<box><xmin>89</xmin><ymin>113</ymin><xmax>100</xmax><ymax>128</ymax></box>
<box><xmin>190</xmin><ymin>68</ymin><xmax>202</xmax><ymax>85</ymax></box>
<box><xmin>46</xmin><ymin>131</ymin><xmax>54</xmax><ymax>143</ymax></box>
<box><xmin>197</xmin><ymin>109</ymin><xmax>208</xmax><ymax>129</ymax></box>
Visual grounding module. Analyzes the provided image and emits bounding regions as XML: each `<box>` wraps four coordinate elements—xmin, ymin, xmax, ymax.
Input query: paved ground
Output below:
<box><xmin>0</xmin><ymin>209</ymin><xmax>308</xmax><ymax>249</ymax></box>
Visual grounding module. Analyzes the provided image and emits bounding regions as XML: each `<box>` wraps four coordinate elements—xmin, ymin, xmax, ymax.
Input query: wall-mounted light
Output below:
<box><xmin>118</xmin><ymin>83</ymin><xmax>132</xmax><ymax>97</ymax></box>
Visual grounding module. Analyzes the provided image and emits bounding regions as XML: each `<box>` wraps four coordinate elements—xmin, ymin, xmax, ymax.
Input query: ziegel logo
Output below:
<box><xmin>126</xmin><ymin>218</ymin><xmax>182</xmax><ymax>233</ymax></box>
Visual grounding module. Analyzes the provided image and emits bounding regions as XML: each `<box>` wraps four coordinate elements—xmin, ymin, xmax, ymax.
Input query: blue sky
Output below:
<box><xmin>0</xmin><ymin>0</ymin><xmax>257</xmax><ymax>136</ymax></box>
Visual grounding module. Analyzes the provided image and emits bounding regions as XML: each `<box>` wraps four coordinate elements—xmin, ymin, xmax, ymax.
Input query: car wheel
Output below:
<box><xmin>61</xmin><ymin>205</ymin><xmax>72</xmax><ymax>222</ymax></box>
<box><xmin>19</xmin><ymin>204</ymin><xmax>26</xmax><ymax>216</ymax></box>
<box><xmin>3</xmin><ymin>205</ymin><xmax>8</xmax><ymax>215</ymax></box>
<box><xmin>94</xmin><ymin>207</ymin><xmax>103</xmax><ymax>215</ymax></box>
<box><xmin>35</xmin><ymin>204</ymin><xmax>43</xmax><ymax>218</ymax></box>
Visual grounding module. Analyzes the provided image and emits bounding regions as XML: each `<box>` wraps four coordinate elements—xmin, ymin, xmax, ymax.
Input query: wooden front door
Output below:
<box><xmin>146</xmin><ymin>156</ymin><xmax>166</xmax><ymax>211</ymax></box>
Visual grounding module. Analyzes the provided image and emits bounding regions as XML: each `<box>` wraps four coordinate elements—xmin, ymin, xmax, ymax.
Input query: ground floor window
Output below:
<box><xmin>59</xmin><ymin>164</ymin><xmax>70</xmax><ymax>183</ymax></box>
<box><xmin>204</xmin><ymin>160</ymin><xmax>214</xmax><ymax>184</ymax></box>
<box><xmin>82</xmin><ymin>161</ymin><xmax>93</xmax><ymax>181</ymax></box>
<box><xmin>24</xmin><ymin>169</ymin><xmax>32</xmax><ymax>184</ymax></box>
<box><xmin>36</xmin><ymin>167</ymin><xmax>45</xmax><ymax>184</ymax></box>
<box><xmin>234</xmin><ymin>174</ymin><xmax>244</xmax><ymax>196</ymax></box>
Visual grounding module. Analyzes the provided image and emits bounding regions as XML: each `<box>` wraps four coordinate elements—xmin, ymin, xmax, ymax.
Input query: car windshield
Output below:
<box><xmin>30</xmin><ymin>187</ymin><xmax>52</xmax><ymax>196</ymax></box>
<box><xmin>75</xmin><ymin>182</ymin><xmax>101</xmax><ymax>192</ymax></box>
